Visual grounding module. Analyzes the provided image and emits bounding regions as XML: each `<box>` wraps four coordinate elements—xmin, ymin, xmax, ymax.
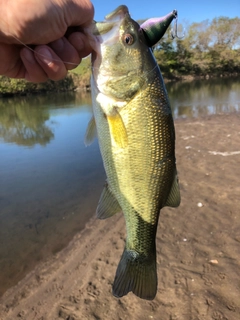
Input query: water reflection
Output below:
<box><xmin>0</xmin><ymin>92</ymin><xmax>93</xmax><ymax>146</ymax></box>
<box><xmin>0</xmin><ymin>102</ymin><xmax>53</xmax><ymax>146</ymax></box>
<box><xmin>166</xmin><ymin>76</ymin><xmax>240</xmax><ymax>118</ymax></box>
<box><xmin>0</xmin><ymin>77</ymin><xmax>240</xmax><ymax>297</ymax></box>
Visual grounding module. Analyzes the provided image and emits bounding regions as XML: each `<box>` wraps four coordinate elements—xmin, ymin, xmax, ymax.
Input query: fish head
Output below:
<box><xmin>90</xmin><ymin>5</ymin><xmax>153</xmax><ymax>101</ymax></box>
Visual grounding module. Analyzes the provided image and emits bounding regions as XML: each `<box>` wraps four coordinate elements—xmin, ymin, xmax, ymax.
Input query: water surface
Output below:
<box><xmin>0</xmin><ymin>77</ymin><xmax>240</xmax><ymax>296</ymax></box>
<box><xmin>0</xmin><ymin>92</ymin><xmax>105</xmax><ymax>296</ymax></box>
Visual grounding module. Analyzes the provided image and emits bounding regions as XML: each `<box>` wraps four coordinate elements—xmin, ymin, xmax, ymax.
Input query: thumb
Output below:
<box><xmin>64</xmin><ymin>0</ymin><xmax>94</xmax><ymax>27</ymax></box>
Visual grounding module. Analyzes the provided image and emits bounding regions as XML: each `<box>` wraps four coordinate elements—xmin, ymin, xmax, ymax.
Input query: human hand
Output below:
<box><xmin>0</xmin><ymin>0</ymin><xmax>94</xmax><ymax>82</ymax></box>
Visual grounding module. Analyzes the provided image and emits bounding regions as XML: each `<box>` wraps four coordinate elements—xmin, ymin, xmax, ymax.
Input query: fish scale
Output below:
<box><xmin>85</xmin><ymin>5</ymin><xmax>180</xmax><ymax>300</ymax></box>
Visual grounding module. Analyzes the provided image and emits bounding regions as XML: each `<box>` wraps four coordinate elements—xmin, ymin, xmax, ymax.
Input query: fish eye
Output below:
<box><xmin>123</xmin><ymin>33</ymin><xmax>134</xmax><ymax>45</ymax></box>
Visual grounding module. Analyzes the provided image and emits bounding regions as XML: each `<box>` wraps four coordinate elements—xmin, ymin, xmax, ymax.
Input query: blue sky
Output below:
<box><xmin>91</xmin><ymin>0</ymin><xmax>240</xmax><ymax>24</ymax></box>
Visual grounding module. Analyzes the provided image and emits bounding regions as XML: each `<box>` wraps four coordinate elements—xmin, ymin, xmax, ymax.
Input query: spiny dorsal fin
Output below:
<box><xmin>96</xmin><ymin>183</ymin><xmax>122</xmax><ymax>219</ymax></box>
<box><xmin>165</xmin><ymin>172</ymin><xmax>181</xmax><ymax>207</ymax></box>
<box><xmin>107</xmin><ymin>111</ymin><xmax>128</xmax><ymax>149</ymax></box>
<box><xmin>84</xmin><ymin>116</ymin><xmax>97</xmax><ymax>146</ymax></box>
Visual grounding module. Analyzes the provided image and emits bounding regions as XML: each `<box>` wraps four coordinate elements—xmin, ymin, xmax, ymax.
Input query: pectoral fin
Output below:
<box><xmin>84</xmin><ymin>116</ymin><xmax>97</xmax><ymax>146</ymax></box>
<box><xmin>97</xmin><ymin>183</ymin><xmax>122</xmax><ymax>219</ymax></box>
<box><xmin>165</xmin><ymin>172</ymin><xmax>181</xmax><ymax>207</ymax></box>
<box><xmin>107</xmin><ymin>111</ymin><xmax>128</xmax><ymax>148</ymax></box>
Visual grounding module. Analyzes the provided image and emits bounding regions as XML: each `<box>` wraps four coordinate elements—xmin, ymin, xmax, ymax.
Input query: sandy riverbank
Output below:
<box><xmin>0</xmin><ymin>113</ymin><xmax>239</xmax><ymax>320</ymax></box>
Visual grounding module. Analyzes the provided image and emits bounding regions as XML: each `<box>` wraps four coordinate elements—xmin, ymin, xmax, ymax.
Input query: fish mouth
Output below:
<box><xmin>92</xmin><ymin>5</ymin><xmax>130</xmax><ymax>45</ymax></box>
<box><xmin>104</xmin><ymin>5</ymin><xmax>129</xmax><ymax>22</ymax></box>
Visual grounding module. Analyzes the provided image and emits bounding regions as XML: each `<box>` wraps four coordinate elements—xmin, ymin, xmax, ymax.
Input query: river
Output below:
<box><xmin>0</xmin><ymin>76</ymin><xmax>240</xmax><ymax>296</ymax></box>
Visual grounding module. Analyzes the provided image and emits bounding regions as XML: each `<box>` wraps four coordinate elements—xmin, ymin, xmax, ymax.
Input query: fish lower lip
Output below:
<box><xmin>104</xmin><ymin>5</ymin><xmax>129</xmax><ymax>22</ymax></box>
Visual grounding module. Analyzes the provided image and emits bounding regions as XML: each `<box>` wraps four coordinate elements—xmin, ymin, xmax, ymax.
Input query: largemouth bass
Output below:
<box><xmin>85</xmin><ymin>5</ymin><xmax>180</xmax><ymax>300</ymax></box>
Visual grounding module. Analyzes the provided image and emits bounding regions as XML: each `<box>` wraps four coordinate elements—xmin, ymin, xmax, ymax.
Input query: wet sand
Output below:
<box><xmin>0</xmin><ymin>113</ymin><xmax>239</xmax><ymax>320</ymax></box>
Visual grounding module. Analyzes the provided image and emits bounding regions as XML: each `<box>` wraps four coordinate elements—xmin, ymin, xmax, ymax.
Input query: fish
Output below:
<box><xmin>84</xmin><ymin>5</ymin><xmax>181</xmax><ymax>300</ymax></box>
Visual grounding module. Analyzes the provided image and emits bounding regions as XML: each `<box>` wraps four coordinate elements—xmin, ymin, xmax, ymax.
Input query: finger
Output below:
<box><xmin>0</xmin><ymin>43</ymin><xmax>25</xmax><ymax>78</ymax></box>
<box><xmin>49</xmin><ymin>37</ymin><xmax>80</xmax><ymax>70</ymax></box>
<box><xmin>68</xmin><ymin>32</ymin><xmax>92</xmax><ymax>58</ymax></box>
<box><xmin>34</xmin><ymin>45</ymin><xmax>68</xmax><ymax>81</ymax></box>
<box><xmin>20</xmin><ymin>47</ymin><xmax>48</xmax><ymax>82</ymax></box>
<box><xmin>66</xmin><ymin>0</ymin><xmax>94</xmax><ymax>27</ymax></box>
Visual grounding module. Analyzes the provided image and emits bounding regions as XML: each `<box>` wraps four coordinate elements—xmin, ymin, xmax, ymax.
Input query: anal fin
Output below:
<box><xmin>165</xmin><ymin>172</ymin><xmax>181</xmax><ymax>207</ymax></box>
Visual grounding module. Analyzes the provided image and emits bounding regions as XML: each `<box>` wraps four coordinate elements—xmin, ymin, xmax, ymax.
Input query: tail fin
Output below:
<box><xmin>112</xmin><ymin>248</ymin><xmax>157</xmax><ymax>300</ymax></box>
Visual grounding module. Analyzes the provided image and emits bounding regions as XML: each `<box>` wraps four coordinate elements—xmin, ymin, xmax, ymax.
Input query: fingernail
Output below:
<box><xmin>37</xmin><ymin>48</ymin><xmax>52</xmax><ymax>65</ymax></box>
<box><xmin>37</xmin><ymin>48</ymin><xmax>59</xmax><ymax>72</ymax></box>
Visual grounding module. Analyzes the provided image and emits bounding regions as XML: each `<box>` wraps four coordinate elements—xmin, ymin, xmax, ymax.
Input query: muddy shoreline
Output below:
<box><xmin>0</xmin><ymin>113</ymin><xmax>239</xmax><ymax>320</ymax></box>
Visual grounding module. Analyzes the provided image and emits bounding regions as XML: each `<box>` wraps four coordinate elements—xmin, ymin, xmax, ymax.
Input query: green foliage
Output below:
<box><xmin>71</xmin><ymin>56</ymin><xmax>91</xmax><ymax>76</ymax></box>
<box><xmin>154</xmin><ymin>16</ymin><xmax>240</xmax><ymax>79</ymax></box>
<box><xmin>0</xmin><ymin>73</ymin><xmax>77</xmax><ymax>96</ymax></box>
<box><xmin>70</xmin><ymin>56</ymin><xmax>91</xmax><ymax>87</ymax></box>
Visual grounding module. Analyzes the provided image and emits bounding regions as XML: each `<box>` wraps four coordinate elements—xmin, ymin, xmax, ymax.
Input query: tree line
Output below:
<box><xmin>154</xmin><ymin>16</ymin><xmax>240</xmax><ymax>79</ymax></box>
<box><xmin>0</xmin><ymin>16</ymin><xmax>239</xmax><ymax>95</ymax></box>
